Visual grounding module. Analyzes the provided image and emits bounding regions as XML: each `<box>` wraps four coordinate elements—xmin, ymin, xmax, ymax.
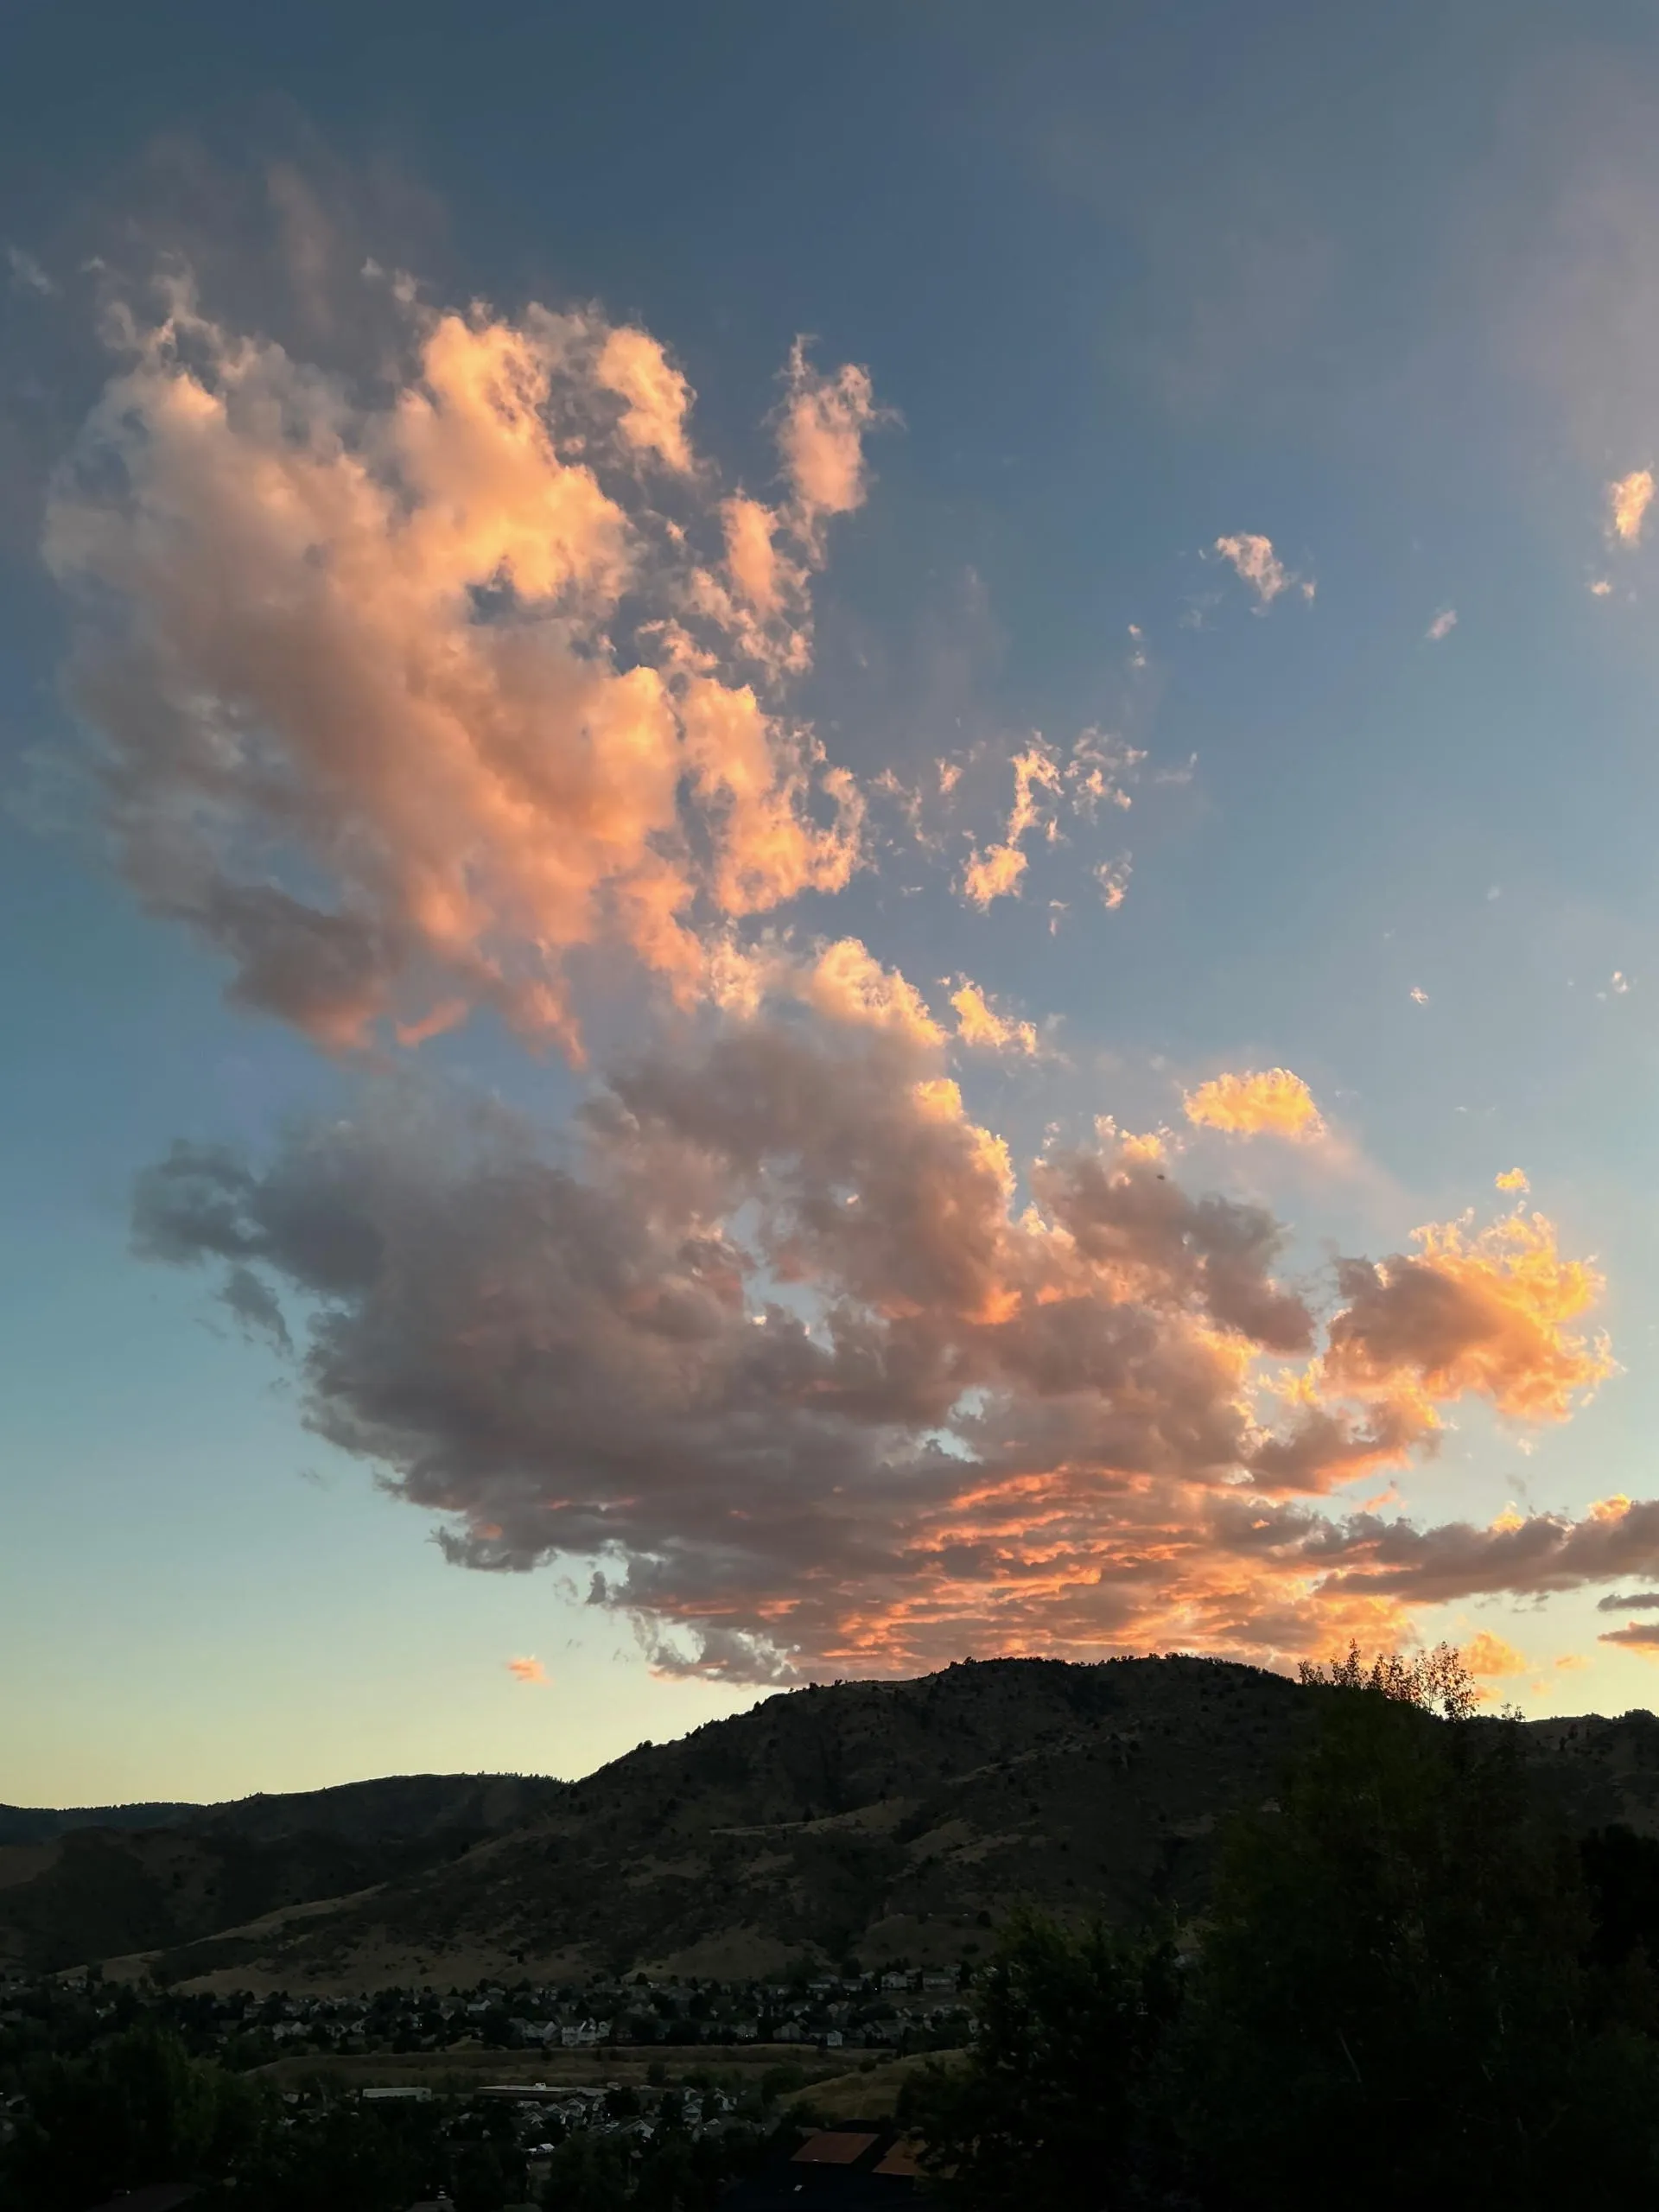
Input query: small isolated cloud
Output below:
<box><xmin>778</xmin><ymin>340</ymin><xmax>886</xmax><ymax>543</ymax></box>
<box><xmin>1589</xmin><ymin>577</ymin><xmax>1614</xmax><ymax>597</ymax></box>
<box><xmin>1495</xmin><ymin>1167</ymin><xmax>1530</xmax><ymax>1194</ymax></box>
<box><xmin>1426</xmin><ymin>608</ymin><xmax>1458</xmax><ymax>642</ymax></box>
<box><xmin>1464</xmin><ymin>1629</ymin><xmax>1527</xmax><ymax>1677</ymax></box>
<box><xmin>1555</xmin><ymin>1653</ymin><xmax>1589</xmax><ymax>1670</ymax></box>
<box><xmin>1213</xmin><ymin>532</ymin><xmax>1309</xmax><ymax>607</ymax></box>
<box><xmin>950</xmin><ymin>981</ymin><xmax>1037</xmax><ymax>1055</ymax></box>
<box><xmin>1595</xmin><ymin>1592</ymin><xmax>1659</xmax><ymax>1613</ymax></box>
<box><xmin>1095</xmin><ymin>856</ymin><xmax>1132</xmax><ymax>911</ymax></box>
<box><xmin>1184</xmin><ymin>1067</ymin><xmax>1325</xmax><ymax>1141</ymax></box>
<box><xmin>506</xmin><ymin>1656</ymin><xmax>548</xmax><ymax>1684</ymax></box>
<box><xmin>1608</xmin><ymin>467</ymin><xmax>1655</xmax><ymax>547</ymax></box>
<box><xmin>1409</xmin><ymin>987</ymin><xmax>1430</xmax><ymax>1005</ymax></box>
<box><xmin>1611</xmin><ymin>970</ymin><xmax>1630</xmax><ymax>995</ymax></box>
<box><xmin>6</xmin><ymin>244</ymin><xmax>54</xmax><ymax>296</ymax></box>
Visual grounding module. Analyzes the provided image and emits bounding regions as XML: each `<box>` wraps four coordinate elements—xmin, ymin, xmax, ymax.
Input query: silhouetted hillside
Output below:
<box><xmin>5</xmin><ymin>1659</ymin><xmax>1658</xmax><ymax>1991</ymax></box>
<box><xmin>0</xmin><ymin>1774</ymin><xmax>566</xmax><ymax>1977</ymax></box>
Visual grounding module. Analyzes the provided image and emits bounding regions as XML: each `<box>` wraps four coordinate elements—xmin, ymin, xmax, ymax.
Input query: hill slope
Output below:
<box><xmin>0</xmin><ymin>1774</ymin><xmax>566</xmax><ymax>1977</ymax></box>
<box><xmin>7</xmin><ymin>1659</ymin><xmax>1659</xmax><ymax>1992</ymax></box>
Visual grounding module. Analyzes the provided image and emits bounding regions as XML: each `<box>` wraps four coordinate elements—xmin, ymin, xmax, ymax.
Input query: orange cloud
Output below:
<box><xmin>960</xmin><ymin>744</ymin><xmax>1061</xmax><ymax>908</ymax></box>
<box><xmin>506</xmin><ymin>1656</ymin><xmax>548</xmax><ymax>1684</ymax></box>
<box><xmin>1095</xmin><ymin>857</ymin><xmax>1132</xmax><ymax>911</ymax></box>
<box><xmin>957</xmin><ymin>734</ymin><xmax>1141</xmax><ymax>912</ymax></box>
<box><xmin>1495</xmin><ymin>1167</ymin><xmax>1529</xmax><ymax>1193</ymax></box>
<box><xmin>778</xmin><ymin>340</ymin><xmax>882</xmax><ymax>543</ymax></box>
<box><xmin>950</xmin><ymin>981</ymin><xmax>1037</xmax><ymax>1054</ymax></box>
<box><xmin>46</xmin><ymin>279</ymin><xmax>874</xmax><ymax>1052</ymax></box>
<box><xmin>1608</xmin><ymin>467</ymin><xmax>1655</xmax><ymax>547</ymax></box>
<box><xmin>1184</xmin><ymin>1068</ymin><xmax>1325</xmax><ymax>1141</ymax></box>
<box><xmin>1321</xmin><ymin>1210</ymin><xmax>1613</xmax><ymax>1430</ymax></box>
<box><xmin>721</xmin><ymin>494</ymin><xmax>787</xmax><ymax>615</ymax></box>
<box><xmin>1463</xmin><ymin>1630</ymin><xmax>1526</xmax><ymax>1677</ymax></box>
<box><xmin>594</xmin><ymin>326</ymin><xmax>694</xmax><ymax>472</ymax></box>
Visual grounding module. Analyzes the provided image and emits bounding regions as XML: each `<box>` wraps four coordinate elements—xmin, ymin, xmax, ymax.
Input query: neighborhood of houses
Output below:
<box><xmin>0</xmin><ymin>1962</ymin><xmax>975</xmax><ymax>2065</ymax></box>
<box><xmin>2</xmin><ymin>1967</ymin><xmax>958</xmax><ymax>2205</ymax></box>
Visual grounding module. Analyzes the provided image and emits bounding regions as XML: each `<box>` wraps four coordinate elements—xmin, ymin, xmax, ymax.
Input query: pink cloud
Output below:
<box><xmin>46</xmin><ymin>280</ymin><xmax>874</xmax><ymax>1054</ymax></box>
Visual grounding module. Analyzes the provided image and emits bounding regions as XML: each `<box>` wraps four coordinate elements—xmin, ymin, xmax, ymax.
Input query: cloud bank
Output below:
<box><xmin>40</xmin><ymin>253</ymin><xmax>1643</xmax><ymax>1689</ymax></box>
<box><xmin>131</xmin><ymin>938</ymin><xmax>1618</xmax><ymax>1682</ymax></box>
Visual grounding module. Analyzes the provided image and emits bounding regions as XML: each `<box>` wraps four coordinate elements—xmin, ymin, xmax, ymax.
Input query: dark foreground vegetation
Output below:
<box><xmin>9</xmin><ymin>1647</ymin><xmax>1659</xmax><ymax>2209</ymax></box>
<box><xmin>902</xmin><ymin>1647</ymin><xmax>1659</xmax><ymax>2209</ymax></box>
<box><xmin>0</xmin><ymin>2030</ymin><xmax>799</xmax><ymax>2211</ymax></box>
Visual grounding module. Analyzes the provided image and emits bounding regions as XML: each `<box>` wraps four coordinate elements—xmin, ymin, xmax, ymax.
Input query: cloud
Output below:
<box><xmin>1095</xmin><ymin>857</ymin><xmax>1132</xmax><ymax>911</ymax></box>
<box><xmin>1426</xmin><ymin>607</ymin><xmax>1458</xmax><ymax>641</ymax></box>
<box><xmin>1608</xmin><ymin>467</ymin><xmax>1655</xmax><ymax>546</ymax></box>
<box><xmin>506</xmin><ymin>1656</ymin><xmax>548</xmax><ymax>1684</ymax></box>
<box><xmin>960</xmin><ymin>744</ymin><xmax>1061</xmax><ymax>908</ymax></box>
<box><xmin>1318</xmin><ymin>1211</ymin><xmax>1613</xmax><ymax>1430</ymax></box>
<box><xmin>219</xmin><ymin>1262</ymin><xmax>292</xmax><ymax>1353</ymax></box>
<box><xmin>43</xmin><ymin>276</ymin><xmax>874</xmax><ymax>1052</ymax></box>
<box><xmin>60</xmin><ymin>237</ymin><xmax>1633</xmax><ymax>1691</ymax></box>
<box><xmin>130</xmin><ymin>957</ymin><xmax>1619</xmax><ymax>1683</ymax></box>
<box><xmin>1599</xmin><ymin>1622</ymin><xmax>1659</xmax><ymax>1651</ymax></box>
<box><xmin>959</xmin><ymin>733</ymin><xmax>1141</xmax><ymax>911</ymax></box>
<box><xmin>1184</xmin><ymin>1068</ymin><xmax>1325</xmax><ymax>1142</ymax></box>
<box><xmin>1495</xmin><ymin>1167</ymin><xmax>1529</xmax><ymax>1193</ymax></box>
<box><xmin>1410</xmin><ymin>987</ymin><xmax>1430</xmax><ymax>1005</ymax></box>
<box><xmin>6</xmin><ymin>244</ymin><xmax>54</xmax><ymax>296</ymax></box>
<box><xmin>1214</xmin><ymin>532</ymin><xmax>1307</xmax><ymax>606</ymax></box>
<box><xmin>777</xmin><ymin>339</ymin><xmax>885</xmax><ymax>544</ymax></box>
<box><xmin>1463</xmin><ymin>1629</ymin><xmax>1526</xmax><ymax>1677</ymax></box>
<box><xmin>950</xmin><ymin>981</ymin><xmax>1037</xmax><ymax>1054</ymax></box>
<box><xmin>1596</xmin><ymin>1592</ymin><xmax>1659</xmax><ymax>1613</ymax></box>
<box><xmin>594</xmin><ymin>326</ymin><xmax>695</xmax><ymax>472</ymax></box>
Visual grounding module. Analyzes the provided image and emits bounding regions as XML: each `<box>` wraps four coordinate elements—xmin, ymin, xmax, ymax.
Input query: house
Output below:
<box><xmin>718</xmin><ymin>2127</ymin><xmax>919</xmax><ymax>2209</ymax></box>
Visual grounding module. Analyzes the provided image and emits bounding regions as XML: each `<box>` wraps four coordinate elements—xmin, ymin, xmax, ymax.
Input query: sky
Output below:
<box><xmin>10</xmin><ymin>0</ymin><xmax>1659</xmax><ymax>1805</ymax></box>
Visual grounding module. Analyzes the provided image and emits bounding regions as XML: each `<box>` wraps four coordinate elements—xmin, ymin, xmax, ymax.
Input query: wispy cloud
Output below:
<box><xmin>6</xmin><ymin>244</ymin><xmax>54</xmax><ymax>296</ymax></box>
<box><xmin>1213</xmin><ymin>531</ymin><xmax>1313</xmax><ymax>607</ymax></box>
<box><xmin>506</xmin><ymin>1656</ymin><xmax>549</xmax><ymax>1684</ymax></box>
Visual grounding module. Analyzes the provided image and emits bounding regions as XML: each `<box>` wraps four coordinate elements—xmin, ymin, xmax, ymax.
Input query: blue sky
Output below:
<box><xmin>7</xmin><ymin>1</ymin><xmax>1659</xmax><ymax>1804</ymax></box>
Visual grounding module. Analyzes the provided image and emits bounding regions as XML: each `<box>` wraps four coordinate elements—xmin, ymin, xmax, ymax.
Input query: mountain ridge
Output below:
<box><xmin>5</xmin><ymin>1658</ymin><xmax>1657</xmax><ymax>1992</ymax></box>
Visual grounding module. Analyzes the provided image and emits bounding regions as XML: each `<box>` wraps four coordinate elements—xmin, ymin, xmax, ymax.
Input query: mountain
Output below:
<box><xmin>4</xmin><ymin>1659</ymin><xmax>1658</xmax><ymax>1993</ymax></box>
<box><xmin>0</xmin><ymin>1774</ymin><xmax>566</xmax><ymax>1980</ymax></box>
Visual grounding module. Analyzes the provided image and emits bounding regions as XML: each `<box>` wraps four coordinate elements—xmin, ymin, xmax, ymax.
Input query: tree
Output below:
<box><xmin>899</xmin><ymin>1914</ymin><xmax>1181</xmax><ymax>2209</ymax></box>
<box><xmin>232</xmin><ymin>2096</ymin><xmax>446</xmax><ymax>2212</ymax></box>
<box><xmin>1181</xmin><ymin>1675</ymin><xmax>1659</xmax><ymax>2209</ymax></box>
<box><xmin>0</xmin><ymin>2027</ymin><xmax>268</xmax><ymax>2212</ymax></box>
<box><xmin>1296</xmin><ymin>1637</ymin><xmax>1478</xmax><ymax>1719</ymax></box>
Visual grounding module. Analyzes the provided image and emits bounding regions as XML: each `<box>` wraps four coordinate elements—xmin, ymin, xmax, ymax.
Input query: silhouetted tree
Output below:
<box><xmin>0</xmin><ymin>2026</ymin><xmax>267</xmax><ymax>2212</ymax></box>
<box><xmin>900</xmin><ymin>1914</ymin><xmax>1181</xmax><ymax>2209</ymax></box>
